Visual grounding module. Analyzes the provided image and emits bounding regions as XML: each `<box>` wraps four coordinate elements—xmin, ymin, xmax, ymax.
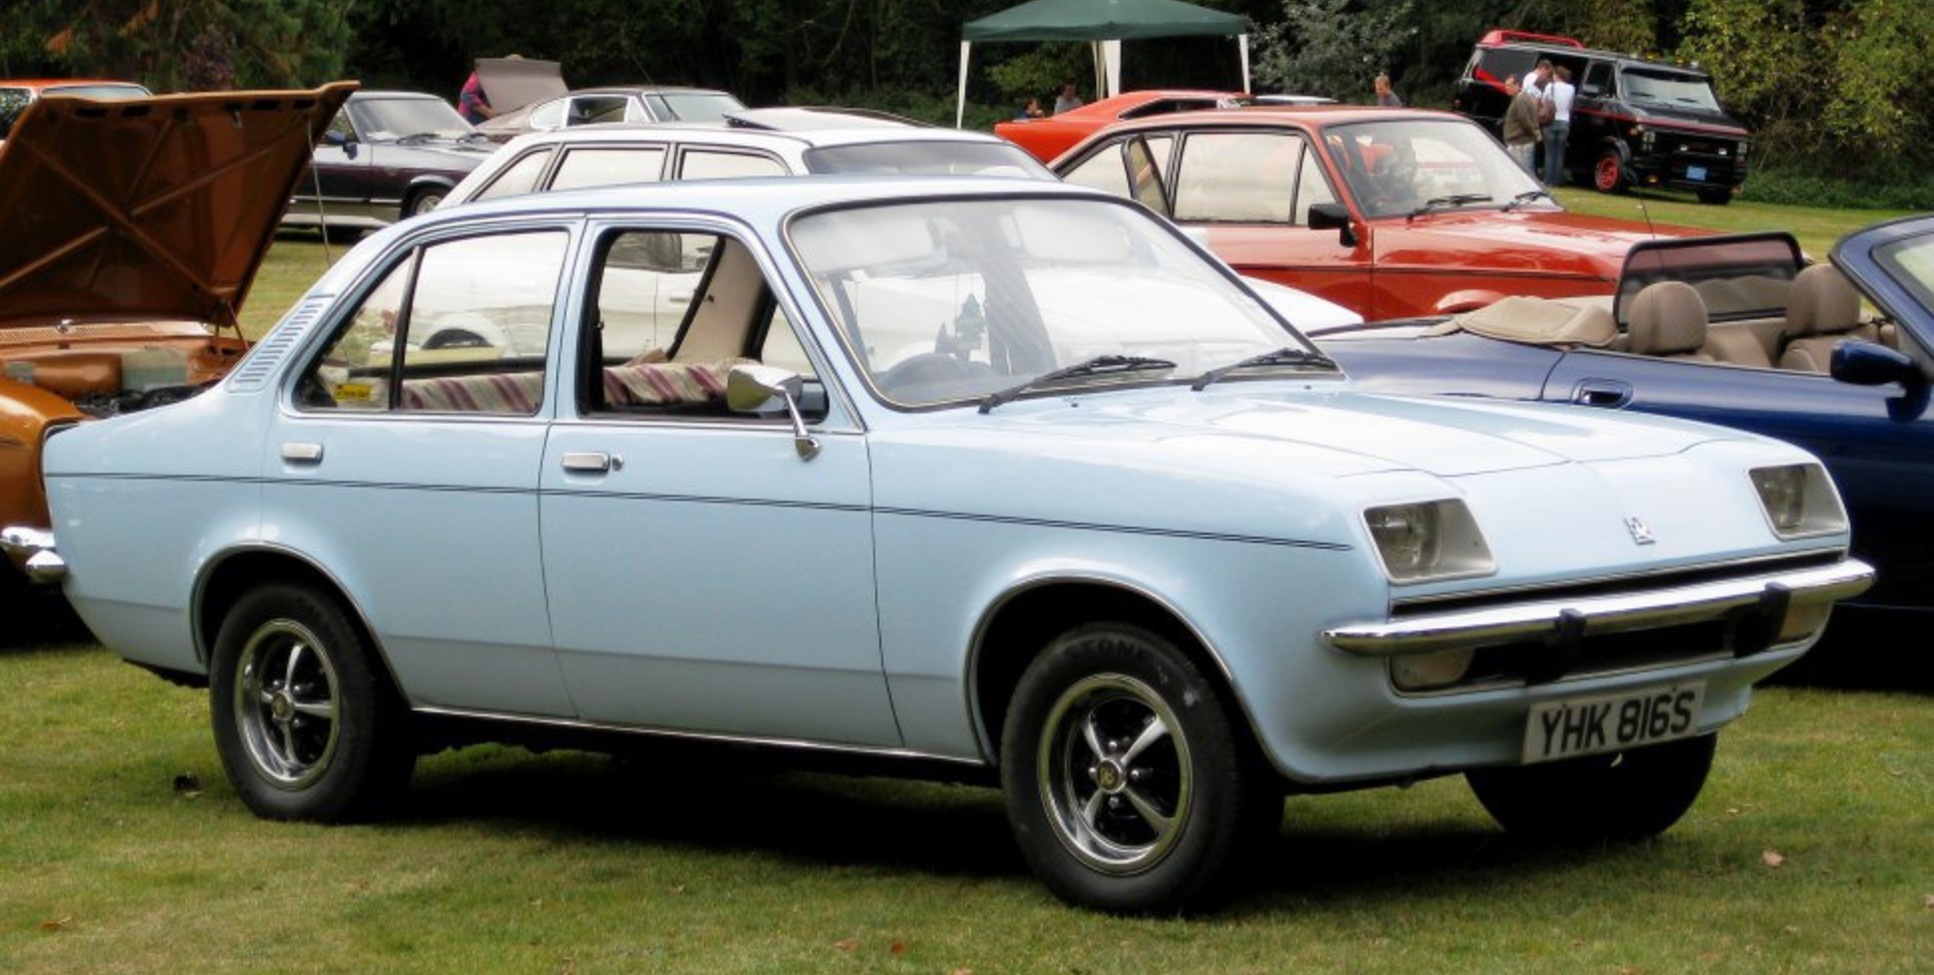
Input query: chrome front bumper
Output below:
<box><xmin>0</xmin><ymin>526</ymin><xmax>66</xmax><ymax>584</ymax></box>
<box><xmin>1323</xmin><ymin>559</ymin><xmax>1874</xmax><ymax>658</ymax></box>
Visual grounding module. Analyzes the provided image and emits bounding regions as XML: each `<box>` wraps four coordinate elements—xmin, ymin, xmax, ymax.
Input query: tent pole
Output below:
<box><xmin>957</xmin><ymin>41</ymin><xmax>972</xmax><ymax>128</ymax></box>
<box><xmin>1238</xmin><ymin>34</ymin><xmax>1251</xmax><ymax>94</ymax></box>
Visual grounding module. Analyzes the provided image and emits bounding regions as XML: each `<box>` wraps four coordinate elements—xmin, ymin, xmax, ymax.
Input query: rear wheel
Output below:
<box><xmin>209</xmin><ymin>583</ymin><xmax>414</xmax><ymax>821</ymax></box>
<box><xmin>1466</xmin><ymin>733</ymin><xmax>1717</xmax><ymax>843</ymax></box>
<box><xmin>1000</xmin><ymin>622</ymin><xmax>1278</xmax><ymax>913</ymax></box>
<box><xmin>1594</xmin><ymin>150</ymin><xmax>1629</xmax><ymax>194</ymax></box>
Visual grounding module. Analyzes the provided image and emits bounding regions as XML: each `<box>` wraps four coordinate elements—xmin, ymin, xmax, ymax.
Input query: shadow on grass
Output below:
<box><xmin>384</xmin><ymin>743</ymin><xmax>1620</xmax><ymax>907</ymax></box>
<box><xmin>0</xmin><ymin>589</ymin><xmax>96</xmax><ymax>652</ymax></box>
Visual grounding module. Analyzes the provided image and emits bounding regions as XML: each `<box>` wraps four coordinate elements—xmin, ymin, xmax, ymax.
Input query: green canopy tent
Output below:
<box><xmin>957</xmin><ymin>0</ymin><xmax>1252</xmax><ymax>127</ymax></box>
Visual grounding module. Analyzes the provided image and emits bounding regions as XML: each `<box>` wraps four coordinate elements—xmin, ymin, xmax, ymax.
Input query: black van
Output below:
<box><xmin>1452</xmin><ymin>30</ymin><xmax>1750</xmax><ymax>204</ymax></box>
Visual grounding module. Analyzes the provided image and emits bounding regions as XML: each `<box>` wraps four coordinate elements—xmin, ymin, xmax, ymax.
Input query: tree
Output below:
<box><xmin>1255</xmin><ymin>0</ymin><xmax>1416</xmax><ymax>102</ymax></box>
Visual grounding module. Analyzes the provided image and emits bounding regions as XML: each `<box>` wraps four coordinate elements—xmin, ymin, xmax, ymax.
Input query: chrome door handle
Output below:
<box><xmin>281</xmin><ymin>442</ymin><xmax>324</xmax><ymax>464</ymax></box>
<box><xmin>561</xmin><ymin>451</ymin><xmax>620</xmax><ymax>473</ymax></box>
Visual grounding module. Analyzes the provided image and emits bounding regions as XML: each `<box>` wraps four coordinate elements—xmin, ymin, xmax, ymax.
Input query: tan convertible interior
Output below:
<box><xmin>1431</xmin><ymin>264</ymin><xmax>1893</xmax><ymax>371</ymax></box>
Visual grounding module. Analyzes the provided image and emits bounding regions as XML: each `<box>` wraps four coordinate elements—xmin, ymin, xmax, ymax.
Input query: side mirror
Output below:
<box><xmin>1308</xmin><ymin>203</ymin><xmax>1358</xmax><ymax>248</ymax></box>
<box><xmin>727</xmin><ymin>364</ymin><xmax>819</xmax><ymax>460</ymax></box>
<box><xmin>1831</xmin><ymin>340</ymin><xmax>1922</xmax><ymax>388</ymax></box>
<box><xmin>322</xmin><ymin>130</ymin><xmax>349</xmax><ymax>147</ymax></box>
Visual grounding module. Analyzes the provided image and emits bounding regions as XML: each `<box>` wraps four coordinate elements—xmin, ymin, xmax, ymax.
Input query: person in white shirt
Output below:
<box><xmin>1543</xmin><ymin>65</ymin><xmax>1575</xmax><ymax>185</ymax></box>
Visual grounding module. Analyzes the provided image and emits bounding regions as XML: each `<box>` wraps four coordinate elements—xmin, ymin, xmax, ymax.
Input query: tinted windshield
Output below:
<box><xmin>1621</xmin><ymin>70</ymin><xmax>1723</xmax><ymax>112</ymax></box>
<box><xmin>349</xmin><ymin>96</ymin><xmax>474</xmax><ymax>141</ymax></box>
<box><xmin>1617</xmin><ymin>235</ymin><xmax>1803</xmax><ymax>325</ymax></box>
<box><xmin>1326</xmin><ymin>118</ymin><xmax>1545</xmax><ymax>219</ymax></box>
<box><xmin>653</xmin><ymin>91</ymin><xmax>746</xmax><ymax>121</ymax></box>
<box><xmin>804</xmin><ymin>141</ymin><xmax>1054</xmax><ymax>179</ymax></box>
<box><xmin>789</xmin><ymin>197</ymin><xmax>1318</xmax><ymax>409</ymax></box>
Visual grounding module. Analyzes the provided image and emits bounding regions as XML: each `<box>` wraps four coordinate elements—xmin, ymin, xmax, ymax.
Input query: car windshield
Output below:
<box><xmin>803</xmin><ymin>141</ymin><xmax>1054</xmax><ymax>179</ymax></box>
<box><xmin>1616</xmin><ymin>235</ymin><xmax>1803</xmax><ymax>325</ymax></box>
<box><xmin>1326</xmin><ymin>118</ymin><xmax>1546</xmax><ymax>220</ymax></box>
<box><xmin>1873</xmin><ymin>231</ymin><xmax>1934</xmax><ymax>314</ymax></box>
<box><xmin>654</xmin><ymin>91</ymin><xmax>746</xmax><ymax>121</ymax></box>
<box><xmin>349</xmin><ymin>96</ymin><xmax>473</xmax><ymax>141</ymax></box>
<box><xmin>1621</xmin><ymin>70</ymin><xmax>1723</xmax><ymax>112</ymax></box>
<box><xmin>0</xmin><ymin>83</ymin><xmax>147</xmax><ymax>138</ymax></box>
<box><xmin>789</xmin><ymin>197</ymin><xmax>1323</xmax><ymax>409</ymax></box>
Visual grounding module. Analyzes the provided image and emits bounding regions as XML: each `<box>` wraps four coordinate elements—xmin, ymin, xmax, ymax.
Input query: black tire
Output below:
<box><xmin>209</xmin><ymin>583</ymin><xmax>414</xmax><ymax>822</ymax></box>
<box><xmin>1466</xmin><ymin>732</ymin><xmax>1717</xmax><ymax>843</ymax></box>
<box><xmin>1594</xmin><ymin>150</ymin><xmax>1629</xmax><ymax>194</ymax></box>
<box><xmin>423</xmin><ymin>329</ymin><xmax>490</xmax><ymax>350</ymax></box>
<box><xmin>1696</xmin><ymin>187</ymin><xmax>1735</xmax><ymax>206</ymax></box>
<box><xmin>1000</xmin><ymin>622</ymin><xmax>1279</xmax><ymax>913</ymax></box>
<box><xmin>404</xmin><ymin>189</ymin><xmax>445</xmax><ymax>219</ymax></box>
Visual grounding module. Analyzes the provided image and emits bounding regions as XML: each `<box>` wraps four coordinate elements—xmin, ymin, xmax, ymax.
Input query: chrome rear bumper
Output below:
<box><xmin>0</xmin><ymin>526</ymin><xmax>66</xmax><ymax>584</ymax></box>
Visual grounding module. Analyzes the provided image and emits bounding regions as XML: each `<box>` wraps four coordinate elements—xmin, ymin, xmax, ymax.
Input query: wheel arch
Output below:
<box><xmin>193</xmin><ymin>545</ymin><xmax>403</xmax><ymax>696</ymax></box>
<box><xmin>966</xmin><ymin>576</ymin><xmax>1253</xmax><ymax>767</ymax></box>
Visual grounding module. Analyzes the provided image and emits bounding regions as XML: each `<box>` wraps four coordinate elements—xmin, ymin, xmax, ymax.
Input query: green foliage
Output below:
<box><xmin>1739</xmin><ymin>166</ymin><xmax>1934</xmax><ymax>212</ymax></box>
<box><xmin>1255</xmin><ymin>0</ymin><xmax>1418</xmax><ymax>102</ymax></box>
<box><xmin>984</xmin><ymin>44</ymin><xmax>1092</xmax><ymax>107</ymax></box>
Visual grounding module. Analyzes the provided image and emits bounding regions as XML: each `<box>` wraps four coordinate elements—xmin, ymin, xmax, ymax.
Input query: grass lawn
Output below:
<box><xmin>2</xmin><ymin>622</ymin><xmax>1927</xmax><ymax>974</ymax></box>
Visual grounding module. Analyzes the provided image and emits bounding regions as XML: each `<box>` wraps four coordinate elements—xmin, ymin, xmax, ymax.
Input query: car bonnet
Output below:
<box><xmin>0</xmin><ymin>82</ymin><xmax>355</xmax><ymax>332</ymax></box>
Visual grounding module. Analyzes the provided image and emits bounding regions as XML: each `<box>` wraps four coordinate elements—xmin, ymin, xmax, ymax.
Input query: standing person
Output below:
<box><xmin>458</xmin><ymin>53</ymin><xmax>521</xmax><ymax>124</ymax></box>
<box><xmin>1501</xmin><ymin>76</ymin><xmax>1541</xmax><ymax>177</ymax></box>
<box><xmin>458</xmin><ymin>67</ymin><xmax>494</xmax><ymax>124</ymax></box>
<box><xmin>1053</xmin><ymin>81</ymin><xmax>1084</xmax><ymax>115</ymax></box>
<box><xmin>1543</xmin><ymin>65</ymin><xmax>1575</xmax><ymax>186</ymax></box>
<box><xmin>1373</xmin><ymin>73</ymin><xmax>1402</xmax><ymax>107</ymax></box>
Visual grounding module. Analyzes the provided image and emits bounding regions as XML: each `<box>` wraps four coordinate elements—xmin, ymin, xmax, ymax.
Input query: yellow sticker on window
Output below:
<box><xmin>334</xmin><ymin>382</ymin><xmax>376</xmax><ymax>402</ymax></box>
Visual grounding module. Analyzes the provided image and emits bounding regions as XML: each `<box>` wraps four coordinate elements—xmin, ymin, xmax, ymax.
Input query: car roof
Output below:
<box><xmin>371</xmin><ymin>175</ymin><xmax>1116</xmax><ymax>246</ymax></box>
<box><xmin>490</xmin><ymin>119</ymin><xmax>1013</xmax><ymax>153</ymax></box>
<box><xmin>1057</xmin><ymin>105</ymin><xmax>1467</xmax><ymax>153</ymax></box>
<box><xmin>554</xmin><ymin>85</ymin><xmax>735</xmax><ymax>98</ymax></box>
<box><xmin>0</xmin><ymin>78</ymin><xmax>150</xmax><ymax>92</ymax></box>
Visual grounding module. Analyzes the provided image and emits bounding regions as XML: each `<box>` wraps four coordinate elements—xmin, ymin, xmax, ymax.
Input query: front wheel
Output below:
<box><xmin>1000</xmin><ymin>623</ymin><xmax>1278</xmax><ymax>913</ymax></box>
<box><xmin>404</xmin><ymin>189</ymin><xmax>445</xmax><ymax>219</ymax></box>
<box><xmin>209</xmin><ymin>583</ymin><xmax>414</xmax><ymax>822</ymax></box>
<box><xmin>1594</xmin><ymin>150</ymin><xmax>1629</xmax><ymax>194</ymax></box>
<box><xmin>1466</xmin><ymin>732</ymin><xmax>1717</xmax><ymax>843</ymax></box>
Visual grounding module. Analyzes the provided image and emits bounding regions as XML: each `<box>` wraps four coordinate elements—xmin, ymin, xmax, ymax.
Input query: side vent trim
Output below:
<box><xmin>227</xmin><ymin>296</ymin><xmax>329</xmax><ymax>392</ymax></box>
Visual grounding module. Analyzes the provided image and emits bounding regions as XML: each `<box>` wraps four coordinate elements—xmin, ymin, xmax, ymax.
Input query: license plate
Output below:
<box><xmin>1687</xmin><ymin>165</ymin><xmax>1708</xmax><ymax>181</ymax></box>
<box><xmin>1522</xmin><ymin>683</ymin><xmax>1704</xmax><ymax>764</ymax></box>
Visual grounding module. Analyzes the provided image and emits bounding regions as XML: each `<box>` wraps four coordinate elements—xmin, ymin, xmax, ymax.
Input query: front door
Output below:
<box><xmin>538</xmin><ymin>221</ymin><xmax>899</xmax><ymax>747</ymax></box>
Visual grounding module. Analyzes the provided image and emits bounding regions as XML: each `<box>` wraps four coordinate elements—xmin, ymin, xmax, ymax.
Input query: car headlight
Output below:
<box><xmin>1750</xmin><ymin>464</ymin><xmax>1848</xmax><ymax>539</ymax></box>
<box><xmin>1363</xmin><ymin>500</ymin><xmax>1495</xmax><ymax>584</ymax></box>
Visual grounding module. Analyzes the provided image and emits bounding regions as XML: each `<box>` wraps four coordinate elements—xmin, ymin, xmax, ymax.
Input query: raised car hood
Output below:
<box><xmin>476</xmin><ymin>58</ymin><xmax>566</xmax><ymax>114</ymax></box>
<box><xmin>0</xmin><ymin>82</ymin><xmax>355</xmax><ymax>332</ymax></box>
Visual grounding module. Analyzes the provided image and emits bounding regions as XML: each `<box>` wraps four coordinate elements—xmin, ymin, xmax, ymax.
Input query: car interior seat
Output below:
<box><xmin>1779</xmin><ymin>264</ymin><xmax>1872</xmax><ymax>372</ymax></box>
<box><xmin>1626</xmin><ymin>281</ymin><xmax>1713</xmax><ymax>361</ymax></box>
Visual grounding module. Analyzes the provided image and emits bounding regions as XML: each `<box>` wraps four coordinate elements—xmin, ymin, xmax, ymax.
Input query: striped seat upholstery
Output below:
<box><xmin>400</xmin><ymin>371</ymin><xmax>544</xmax><ymax>413</ymax></box>
<box><xmin>601</xmin><ymin>361</ymin><xmax>734</xmax><ymax>407</ymax></box>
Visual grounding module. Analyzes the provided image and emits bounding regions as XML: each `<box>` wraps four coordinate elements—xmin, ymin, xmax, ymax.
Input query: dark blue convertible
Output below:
<box><xmin>1314</xmin><ymin>215</ymin><xmax>1934</xmax><ymax>670</ymax></box>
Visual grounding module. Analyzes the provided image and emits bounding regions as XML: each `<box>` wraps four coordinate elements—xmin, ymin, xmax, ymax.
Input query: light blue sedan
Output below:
<box><xmin>22</xmin><ymin>178</ymin><xmax>1871</xmax><ymax>912</ymax></box>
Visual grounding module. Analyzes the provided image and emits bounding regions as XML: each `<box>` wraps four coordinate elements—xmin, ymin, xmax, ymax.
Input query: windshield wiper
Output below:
<box><xmin>978</xmin><ymin>354</ymin><xmax>1177</xmax><ymax>414</ymax></box>
<box><xmin>1500</xmin><ymin>188</ymin><xmax>1554</xmax><ymax>212</ymax></box>
<box><xmin>1190</xmin><ymin>347</ymin><xmax>1337</xmax><ymax>391</ymax></box>
<box><xmin>1407</xmin><ymin>194</ymin><xmax>1493</xmax><ymax>220</ymax></box>
<box><xmin>395</xmin><ymin>131</ymin><xmax>445</xmax><ymax>144</ymax></box>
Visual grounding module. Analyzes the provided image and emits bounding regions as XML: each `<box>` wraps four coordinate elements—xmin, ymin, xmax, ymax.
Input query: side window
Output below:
<box><xmin>1061</xmin><ymin>143</ymin><xmax>1133</xmax><ymax>198</ymax></box>
<box><xmin>325</xmin><ymin>109</ymin><xmax>354</xmax><ymax>143</ymax></box>
<box><xmin>1173</xmin><ymin>132</ymin><xmax>1302</xmax><ymax>223</ymax></box>
<box><xmin>678</xmin><ymin>150</ymin><xmax>788</xmax><ymax>180</ymax></box>
<box><xmin>473</xmin><ymin>148</ymin><xmax>555</xmax><ymax>201</ymax></box>
<box><xmin>568</xmin><ymin>95</ymin><xmax>628</xmax><ymax>126</ymax></box>
<box><xmin>584</xmin><ymin>229</ymin><xmax>823</xmax><ymax>420</ymax></box>
<box><xmin>298</xmin><ymin>231</ymin><xmax>569</xmax><ymax>415</ymax></box>
<box><xmin>1584</xmin><ymin>61</ymin><xmax>1614</xmax><ymax>97</ymax></box>
<box><xmin>550</xmin><ymin>146</ymin><xmax>667</xmax><ymax>191</ymax></box>
<box><xmin>1292</xmin><ymin>141</ymin><xmax>1337</xmax><ymax>225</ymax></box>
<box><xmin>1126</xmin><ymin>136</ymin><xmax>1173</xmax><ymax>212</ymax></box>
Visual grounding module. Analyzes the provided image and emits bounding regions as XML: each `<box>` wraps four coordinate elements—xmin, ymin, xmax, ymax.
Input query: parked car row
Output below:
<box><xmin>0</xmin><ymin>76</ymin><xmax>1906</xmax><ymax>914</ymax></box>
